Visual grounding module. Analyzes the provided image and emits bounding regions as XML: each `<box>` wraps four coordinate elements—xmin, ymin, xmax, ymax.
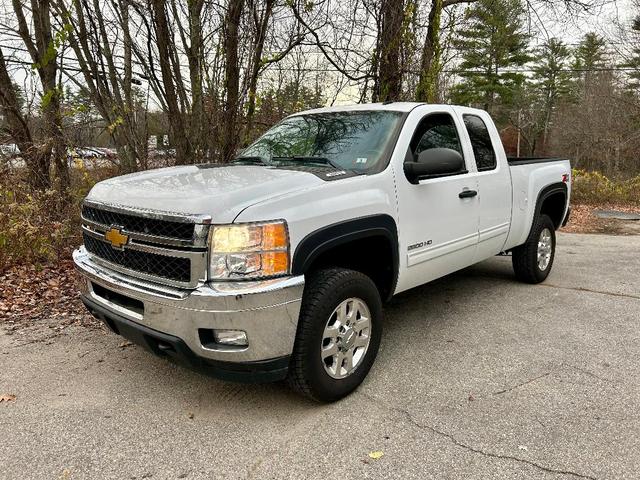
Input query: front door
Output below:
<box><xmin>395</xmin><ymin>107</ymin><xmax>480</xmax><ymax>293</ymax></box>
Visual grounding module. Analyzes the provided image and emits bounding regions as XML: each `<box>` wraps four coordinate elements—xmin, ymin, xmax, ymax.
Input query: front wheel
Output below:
<box><xmin>287</xmin><ymin>268</ymin><xmax>383</xmax><ymax>402</ymax></box>
<box><xmin>512</xmin><ymin>214</ymin><xmax>556</xmax><ymax>284</ymax></box>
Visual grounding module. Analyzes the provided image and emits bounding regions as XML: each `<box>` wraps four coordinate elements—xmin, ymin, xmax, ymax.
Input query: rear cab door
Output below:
<box><xmin>453</xmin><ymin>107</ymin><xmax>513</xmax><ymax>261</ymax></box>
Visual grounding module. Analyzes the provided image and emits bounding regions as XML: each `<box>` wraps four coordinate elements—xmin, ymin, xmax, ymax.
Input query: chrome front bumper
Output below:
<box><xmin>73</xmin><ymin>247</ymin><xmax>304</xmax><ymax>364</ymax></box>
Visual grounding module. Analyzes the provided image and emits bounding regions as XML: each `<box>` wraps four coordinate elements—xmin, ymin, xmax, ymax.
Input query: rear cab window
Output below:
<box><xmin>462</xmin><ymin>114</ymin><xmax>497</xmax><ymax>171</ymax></box>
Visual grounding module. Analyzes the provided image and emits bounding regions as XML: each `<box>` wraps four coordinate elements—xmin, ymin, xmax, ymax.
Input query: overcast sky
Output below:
<box><xmin>536</xmin><ymin>0</ymin><xmax>634</xmax><ymax>45</ymax></box>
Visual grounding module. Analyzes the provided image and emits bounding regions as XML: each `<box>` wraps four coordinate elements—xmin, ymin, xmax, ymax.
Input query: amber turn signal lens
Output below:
<box><xmin>261</xmin><ymin>251</ymin><xmax>289</xmax><ymax>275</ymax></box>
<box><xmin>262</xmin><ymin>222</ymin><xmax>288</xmax><ymax>250</ymax></box>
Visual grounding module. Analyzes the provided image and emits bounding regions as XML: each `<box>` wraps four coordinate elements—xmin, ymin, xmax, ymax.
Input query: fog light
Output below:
<box><xmin>213</xmin><ymin>329</ymin><xmax>248</xmax><ymax>346</ymax></box>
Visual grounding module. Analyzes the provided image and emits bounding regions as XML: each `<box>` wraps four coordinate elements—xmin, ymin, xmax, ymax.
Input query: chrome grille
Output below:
<box><xmin>83</xmin><ymin>233</ymin><xmax>191</xmax><ymax>283</ymax></box>
<box><xmin>82</xmin><ymin>205</ymin><xmax>195</xmax><ymax>241</ymax></box>
<box><xmin>80</xmin><ymin>200</ymin><xmax>210</xmax><ymax>288</ymax></box>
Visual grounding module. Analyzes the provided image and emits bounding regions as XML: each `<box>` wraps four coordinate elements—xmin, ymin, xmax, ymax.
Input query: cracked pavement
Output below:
<box><xmin>1</xmin><ymin>233</ymin><xmax>639</xmax><ymax>479</ymax></box>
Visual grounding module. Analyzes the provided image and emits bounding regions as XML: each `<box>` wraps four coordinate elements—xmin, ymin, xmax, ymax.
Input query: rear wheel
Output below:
<box><xmin>287</xmin><ymin>268</ymin><xmax>382</xmax><ymax>402</ymax></box>
<box><xmin>512</xmin><ymin>214</ymin><xmax>556</xmax><ymax>284</ymax></box>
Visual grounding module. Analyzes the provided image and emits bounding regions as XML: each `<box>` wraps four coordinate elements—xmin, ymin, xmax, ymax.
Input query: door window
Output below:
<box><xmin>463</xmin><ymin>115</ymin><xmax>497</xmax><ymax>171</ymax></box>
<box><xmin>410</xmin><ymin>113</ymin><xmax>464</xmax><ymax>159</ymax></box>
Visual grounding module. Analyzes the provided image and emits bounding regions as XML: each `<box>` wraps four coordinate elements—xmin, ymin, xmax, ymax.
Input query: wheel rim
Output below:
<box><xmin>321</xmin><ymin>297</ymin><xmax>372</xmax><ymax>379</ymax></box>
<box><xmin>537</xmin><ymin>228</ymin><xmax>553</xmax><ymax>271</ymax></box>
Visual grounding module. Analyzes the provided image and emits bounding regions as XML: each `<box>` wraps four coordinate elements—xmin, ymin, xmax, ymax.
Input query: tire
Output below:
<box><xmin>287</xmin><ymin>268</ymin><xmax>383</xmax><ymax>402</ymax></box>
<box><xmin>512</xmin><ymin>214</ymin><xmax>556</xmax><ymax>284</ymax></box>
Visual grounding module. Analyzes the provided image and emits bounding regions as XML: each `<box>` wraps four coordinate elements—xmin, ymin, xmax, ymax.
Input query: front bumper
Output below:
<box><xmin>73</xmin><ymin>247</ymin><xmax>304</xmax><ymax>382</ymax></box>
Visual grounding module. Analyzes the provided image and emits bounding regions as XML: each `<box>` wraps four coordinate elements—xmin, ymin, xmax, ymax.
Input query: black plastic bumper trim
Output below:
<box><xmin>81</xmin><ymin>295</ymin><xmax>289</xmax><ymax>383</ymax></box>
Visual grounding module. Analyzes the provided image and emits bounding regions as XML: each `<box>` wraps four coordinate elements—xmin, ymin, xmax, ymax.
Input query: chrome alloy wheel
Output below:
<box><xmin>537</xmin><ymin>228</ymin><xmax>553</xmax><ymax>271</ymax></box>
<box><xmin>321</xmin><ymin>297</ymin><xmax>372</xmax><ymax>379</ymax></box>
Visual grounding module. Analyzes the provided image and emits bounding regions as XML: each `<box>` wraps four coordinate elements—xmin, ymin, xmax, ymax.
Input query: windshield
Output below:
<box><xmin>240</xmin><ymin>111</ymin><xmax>404</xmax><ymax>172</ymax></box>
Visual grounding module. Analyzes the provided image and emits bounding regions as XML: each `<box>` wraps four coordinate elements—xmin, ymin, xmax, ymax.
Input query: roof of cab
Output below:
<box><xmin>290</xmin><ymin>102</ymin><xmax>489</xmax><ymax>118</ymax></box>
<box><xmin>292</xmin><ymin>102</ymin><xmax>427</xmax><ymax>116</ymax></box>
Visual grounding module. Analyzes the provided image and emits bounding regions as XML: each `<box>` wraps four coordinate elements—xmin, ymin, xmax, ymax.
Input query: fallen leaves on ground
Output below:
<box><xmin>368</xmin><ymin>451</ymin><xmax>384</xmax><ymax>460</ymax></box>
<box><xmin>0</xmin><ymin>260</ymin><xmax>100</xmax><ymax>332</ymax></box>
<box><xmin>0</xmin><ymin>394</ymin><xmax>16</xmax><ymax>403</ymax></box>
<box><xmin>59</xmin><ymin>469</ymin><xmax>72</xmax><ymax>480</ymax></box>
<box><xmin>561</xmin><ymin>203</ymin><xmax>640</xmax><ymax>235</ymax></box>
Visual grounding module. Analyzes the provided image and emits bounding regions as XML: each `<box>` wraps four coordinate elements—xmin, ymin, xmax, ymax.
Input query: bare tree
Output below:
<box><xmin>219</xmin><ymin>0</ymin><xmax>245</xmax><ymax>162</ymax></box>
<box><xmin>416</xmin><ymin>0</ymin><xmax>476</xmax><ymax>102</ymax></box>
<box><xmin>372</xmin><ymin>0</ymin><xmax>408</xmax><ymax>101</ymax></box>
<box><xmin>0</xmin><ymin>48</ymin><xmax>45</xmax><ymax>184</ymax></box>
<box><xmin>4</xmin><ymin>0</ymin><xmax>68</xmax><ymax>190</ymax></box>
<box><xmin>53</xmin><ymin>0</ymin><xmax>148</xmax><ymax>172</ymax></box>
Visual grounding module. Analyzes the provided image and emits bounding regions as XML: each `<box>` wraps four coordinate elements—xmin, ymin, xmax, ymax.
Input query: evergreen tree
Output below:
<box><xmin>572</xmin><ymin>32</ymin><xmax>608</xmax><ymax>90</ymax></box>
<box><xmin>624</xmin><ymin>15</ymin><xmax>640</xmax><ymax>90</ymax></box>
<box><xmin>531</xmin><ymin>38</ymin><xmax>573</xmax><ymax>151</ymax></box>
<box><xmin>449</xmin><ymin>0</ymin><xmax>531</xmax><ymax>115</ymax></box>
<box><xmin>12</xmin><ymin>82</ymin><xmax>26</xmax><ymax>113</ymax></box>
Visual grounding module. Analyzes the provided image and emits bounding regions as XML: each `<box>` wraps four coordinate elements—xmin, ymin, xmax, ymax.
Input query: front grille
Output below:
<box><xmin>83</xmin><ymin>233</ymin><xmax>191</xmax><ymax>282</ymax></box>
<box><xmin>82</xmin><ymin>205</ymin><xmax>195</xmax><ymax>241</ymax></box>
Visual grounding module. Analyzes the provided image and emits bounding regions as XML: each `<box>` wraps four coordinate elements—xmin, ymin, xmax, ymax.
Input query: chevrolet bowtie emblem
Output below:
<box><xmin>104</xmin><ymin>226</ymin><xmax>129</xmax><ymax>249</ymax></box>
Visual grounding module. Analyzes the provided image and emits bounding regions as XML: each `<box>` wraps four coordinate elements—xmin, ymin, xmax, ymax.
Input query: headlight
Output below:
<box><xmin>208</xmin><ymin>220</ymin><xmax>290</xmax><ymax>280</ymax></box>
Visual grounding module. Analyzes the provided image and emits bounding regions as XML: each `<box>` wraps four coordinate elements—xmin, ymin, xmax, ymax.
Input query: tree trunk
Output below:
<box><xmin>152</xmin><ymin>0</ymin><xmax>192</xmax><ymax>164</ymax></box>
<box><xmin>33</xmin><ymin>0</ymin><xmax>68</xmax><ymax>191</ymax></box>
<box><xmin>186</xmin><ymin>0</ymin><xmax>205</xmax><ymax>160</ymax></box>
<box><xmin>0</xmin><ymin>69</ymin><xmax>51</xmax><ymax>190</ymax></box>
<box><xmin>375</xmin><ymin>0</ymin><xmax>405</xmax><ymax>102</ymax></box>
<box><xmin>9</xmin><ymin>0</ymin><xmax>70</xmax><ymax>191</ymax></box>
<box><xmin>120</xmin><ymin>0</ymin><xmax>137</xmax><ymax>173</ymax></box>
<box><xmin>220</xmin><ymin>0</ymin><xmax>245</xmax><ymax>163</ymax></box>
<box><xmin>43</xmin><ymin>79</ymin><xmax>68</xmax><ymax>191</ymax></box>
<box><xmin>416</xmin><ymin>0</ymin><xmax>443</xmax><ymax>102</ymax></box>
<box><xmin>245</xmin><ymin>0</ymin><xmax>275</xmax><ymax>142</ymax></box>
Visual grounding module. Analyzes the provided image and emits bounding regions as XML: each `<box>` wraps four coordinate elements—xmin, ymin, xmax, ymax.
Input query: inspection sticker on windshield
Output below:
<box><xmin>325</xmin><ymin>170</ymin><xmax>347</xmax><ymax>177</ymax></box>
<box><xmin>356</xmin><ymin>157</ymin><xmax>368</xmax><ymax>164</ymax></box>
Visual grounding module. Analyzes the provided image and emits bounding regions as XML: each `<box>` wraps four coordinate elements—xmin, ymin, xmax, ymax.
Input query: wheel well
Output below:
<box><xmin>302</xmin><ymin>235</ymin><xmax>396</xmax><ymax>301</ymax></box>
<box><xmin>539</xmin><ymin>191</ymin><xmax>567</xmax><ymax>229</ymax></box>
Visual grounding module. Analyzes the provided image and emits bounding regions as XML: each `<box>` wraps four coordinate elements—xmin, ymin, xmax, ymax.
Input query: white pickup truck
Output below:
<box><xmin>74</xmin><ymin>103</ymin><xmax>571</xmax><ymax>401</ymax></box>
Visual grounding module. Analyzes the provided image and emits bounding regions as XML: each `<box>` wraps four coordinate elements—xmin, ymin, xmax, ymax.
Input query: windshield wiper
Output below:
<box><xmin>231</xmin><ymin>156</ymin><xmax>268</xmax><ymax>165</ymax></box>
<box><xmin>271</xmin><ymin>156</ymin><xmax>342</xmax><ymax>170</ymax></box>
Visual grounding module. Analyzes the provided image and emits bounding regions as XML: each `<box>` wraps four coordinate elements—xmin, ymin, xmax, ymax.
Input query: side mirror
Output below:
<box><xmin>404</xmin><ymin>148</ymin><xmax>466</xmax><ymax>184</ymax></box>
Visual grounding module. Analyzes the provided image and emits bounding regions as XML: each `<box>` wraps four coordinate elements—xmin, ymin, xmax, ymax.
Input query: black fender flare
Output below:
<box><xmin>533</xmin><ymin>182</ymin><xmax>568</xmax><ymax>230</ymax></box>
<box><xmin>291</xmin><ymin>214</ymin><xmax>399</xmax><ymax>299</ymax></box>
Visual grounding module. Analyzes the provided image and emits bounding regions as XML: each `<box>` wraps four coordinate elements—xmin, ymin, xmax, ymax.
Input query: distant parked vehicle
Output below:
<box><xmin>0</xmin><ymin>143</ymin><xmax>20</xmax><ymax>157</ymax></box>
<box><xmin>68</xmin><ymin>147</ymin><xmax>116</xmax><ymax>168</ymax></box>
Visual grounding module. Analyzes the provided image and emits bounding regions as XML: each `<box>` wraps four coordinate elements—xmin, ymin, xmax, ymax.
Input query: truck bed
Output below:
<box><xmin>507</xmin><ymin>157</ymin><xmax>569</xmax><ymax>166</ymax></box>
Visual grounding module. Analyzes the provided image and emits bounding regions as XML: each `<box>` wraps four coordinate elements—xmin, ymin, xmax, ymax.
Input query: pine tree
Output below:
<box><xmin>572</xmin><ymin>32</ymin><xmax>608</xmax><ymax>90</ymax></box>
<box><xmin>625</xmin><ymin>15</ymin><xmax>640</xmax><ymax>90</ymax></box>
<box><xmin>531</xmin><ymin>38</ymin><xmax>573</xmax><ymax>151</ymax></box>
<box><xmin>449</xmin><ymin>0</ymin><xmax>531</xmax><ymax>115</ymax></box>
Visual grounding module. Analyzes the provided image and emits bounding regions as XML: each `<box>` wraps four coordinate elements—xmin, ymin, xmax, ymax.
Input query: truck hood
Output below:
<box><xmin>86</xmin><ymin>164</ymin><xmax>325</xmax><ymax>223</ymax></box>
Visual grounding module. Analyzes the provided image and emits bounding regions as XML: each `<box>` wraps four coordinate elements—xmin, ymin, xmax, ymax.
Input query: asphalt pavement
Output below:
<box><xmin>1</xmin><ymin>232</ymin><xmax>639</xmax><ymax>480</ymax></box>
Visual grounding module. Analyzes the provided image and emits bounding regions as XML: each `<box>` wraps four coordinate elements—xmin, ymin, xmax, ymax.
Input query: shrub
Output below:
<box><xmin>571</xmin><ymin>169</ymin><xmax>640</xmax><ymax>206</ymax></box>
<box><xmin>0</xmin><ymin>165</ymin><xmax>113</xmax><ymax>270</ymax></box>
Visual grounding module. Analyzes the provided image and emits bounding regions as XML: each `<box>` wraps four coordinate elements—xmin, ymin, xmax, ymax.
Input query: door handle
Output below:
<box><xmin>459</xmin><ymin>189</ymin><xmax>478</xmax><ymax>199</ymax></box>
